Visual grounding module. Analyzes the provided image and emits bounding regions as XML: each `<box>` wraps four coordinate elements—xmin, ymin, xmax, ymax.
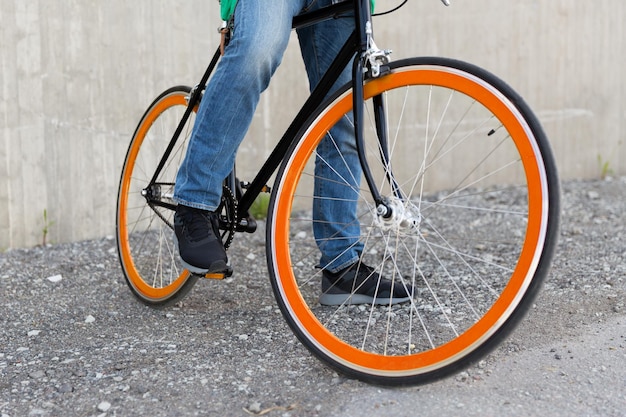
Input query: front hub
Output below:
<box><xmin>375</xmin><ymin>198</ymin><xmax>421</xmax><ymax>234</ymax></box>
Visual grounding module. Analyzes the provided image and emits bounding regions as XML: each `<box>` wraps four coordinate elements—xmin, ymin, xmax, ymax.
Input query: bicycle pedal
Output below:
<box><xmin>236</xmin><ymin>215</ymin><xmax>257</xmax><ymax>233</ymax></box>
<box><xmin>204</xmin><ymin>265</ymin><xmax>233</xmax><ymax>280</ymax></box>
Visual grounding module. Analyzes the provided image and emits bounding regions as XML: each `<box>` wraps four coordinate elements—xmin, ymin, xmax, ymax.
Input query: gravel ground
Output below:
<box><xmin>1</xmin><ymin>177</ymin><xmax>625</xmax><ymax>417</ymax></box>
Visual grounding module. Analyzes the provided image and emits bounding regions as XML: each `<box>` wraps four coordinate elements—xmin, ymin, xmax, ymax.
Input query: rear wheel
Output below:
<box><xmin>266</xmin><ymin>58</ymin><xmax>560</xmax><ymax>385</ymax></box>
<box><xmin>116</xmin><ymin>86</ymin><xmax>198</xmax><ymax>306</ymax></box>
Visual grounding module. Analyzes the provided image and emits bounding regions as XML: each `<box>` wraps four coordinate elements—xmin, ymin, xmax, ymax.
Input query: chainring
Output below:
<box><xmin>217</xmin><ymin>185</ymin><xmax>237</xmax><ymax>249</ymax></box>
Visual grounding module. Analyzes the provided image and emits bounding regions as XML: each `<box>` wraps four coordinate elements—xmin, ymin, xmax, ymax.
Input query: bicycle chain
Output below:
<box><xmin>218</xmin><ymin>185</ymin><xmax>237</xmax><ymax>250</ymax></box>
<box><xmin>149</xmin><ymin>202</ymin><xmax>174</xmax><ymax>230</ymax></box>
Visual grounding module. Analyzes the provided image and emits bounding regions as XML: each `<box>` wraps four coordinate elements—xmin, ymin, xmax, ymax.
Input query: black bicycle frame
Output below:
<box><xmin>148</xmin><ymin>0</ymin><xmax>389</xmax><ymax>222</ymax></box>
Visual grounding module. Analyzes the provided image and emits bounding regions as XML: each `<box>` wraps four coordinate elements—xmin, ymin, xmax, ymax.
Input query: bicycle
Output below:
<box><xmin>116</xmin><ymin>0</ymin><xmax>560</xmax><ymax>385</ymax></box>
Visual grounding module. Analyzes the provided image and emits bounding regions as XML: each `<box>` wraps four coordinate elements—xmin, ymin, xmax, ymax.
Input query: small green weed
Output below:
<box><xmin>249</xmin><ymin>194</ymin><xmax>270</xmax><ymax>220</ymax></box>
<box><xmin>42</xmin><ymin>209</ymin><xmax>55</xmax><ymax>246</ymax></box>
<box><xmin>597</xmin><ymin>154</ymin><xmax>614</xmax><ymax>179</ymax></box>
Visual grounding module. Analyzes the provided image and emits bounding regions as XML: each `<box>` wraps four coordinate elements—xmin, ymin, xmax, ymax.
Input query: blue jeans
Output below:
<box><xmin>173</xmin><ymin>0</ymin><xmax>363</xmax><ymax>272</ymax></box>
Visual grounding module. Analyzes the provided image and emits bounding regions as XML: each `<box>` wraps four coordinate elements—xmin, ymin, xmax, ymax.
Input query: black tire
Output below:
<box><xmin>266</xmin><ymin>57</ymin><xmax>560</xmax><ymax>385</ymax></box>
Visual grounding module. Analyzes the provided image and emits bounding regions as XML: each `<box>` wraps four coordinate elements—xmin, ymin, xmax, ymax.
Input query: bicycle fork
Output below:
<box><xmin>351</xmin><ymin>12</ymin><xmax>403</xmax><ymax>221</ymax></box>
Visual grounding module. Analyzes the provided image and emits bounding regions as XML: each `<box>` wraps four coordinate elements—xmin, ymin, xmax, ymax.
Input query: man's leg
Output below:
<box><xmin>174</xmin><ymin>0</ymin><xmax>306</xmax><ymax>211</ymax></box>
<box><xmin>173</xmin><ymin>0</ymin><xmax>307</xmax><ymax>273</ymax></box>
<box><xmin>298</xmin><ymin>2</ymin><xmax>413</xmax><ymax>305</ymax></box>
<box><xmin>297</xmin><ymin>1</ymin><xmax>363</xmax><ymax>273</ymax></box>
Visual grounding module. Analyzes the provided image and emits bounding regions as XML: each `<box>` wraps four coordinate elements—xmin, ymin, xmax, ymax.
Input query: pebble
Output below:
<box><xmin>46</xmin><ymin>274</ymin><xmax>63</xmax><ymax>283</ymax></box>
<box><xmin>28</xmin><ymin>370</ymin><xmax>46</xmax><ymax>379</ymax></box>
<box><xmin>97</xmin><ymin>401</ymin><xmax>111</xmax><ymax>412</ymax></box>
<box><xmin>456</xmin><ymin>371</ymin><xmax>470</xmax><ymax>382</ymax></box>
<box><xmin>57</xmin><ymin>383</ymin><xmax>73</xmax><ymax>393</ymax></box>
<box><xmin>133</xmin><ymin>383</ymin><xmax>150</xmax><ymax>394</ymax></box>
<box><xmin>248</xmin><ymin>402</ymin><xmax>262</xmax><ymax>413</ymax></box>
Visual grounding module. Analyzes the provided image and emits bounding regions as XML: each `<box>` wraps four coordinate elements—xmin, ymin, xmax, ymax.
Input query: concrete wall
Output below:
<box><xmin>1</xmin><ymin>0</ymin><xmax>624</xmax><ymax>249</ymax></box>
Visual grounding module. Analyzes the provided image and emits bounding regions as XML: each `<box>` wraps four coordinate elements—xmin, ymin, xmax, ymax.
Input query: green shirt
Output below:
<box><xmin>220</xmin><ymin>0</ymin><xmax>237</xmax><ymax>21</ymax></box>
<box><xmin>220</xmin><ymin>0</ymin><xmax>375</xmax><ymax>21</ymax></box>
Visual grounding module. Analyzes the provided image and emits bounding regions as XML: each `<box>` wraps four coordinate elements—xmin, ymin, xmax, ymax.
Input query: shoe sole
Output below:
<box><xmin>180</xmin><ymin>258</ymin><xmax>229</xmax><ymax>275</ymax></box>
<box><xmin>173</xmin><ymin>233</ymin><xmax>229</xmax><ymax>275</ymax></box>
<box><xmin>319</xmin><ymin>293</ymin><xmax>411</xmax><ymax>306</ymax></box>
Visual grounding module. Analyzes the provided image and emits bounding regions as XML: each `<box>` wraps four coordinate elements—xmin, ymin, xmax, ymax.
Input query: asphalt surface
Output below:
<box><xmin>1</xmin><ymin>177</ymin><xmax>626</xmax><ymax>417</ymax></box>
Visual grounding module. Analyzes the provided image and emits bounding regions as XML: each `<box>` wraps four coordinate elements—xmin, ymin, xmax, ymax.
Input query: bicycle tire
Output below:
<box><xmin>116</xmin><ymin>86</ymin><xmax>199</xmax><ymax>306</ymax></box>
<box><xmin>266</xmin><ymin>57</ymin><xmax>560</xmax><ymax>385</ymax></box>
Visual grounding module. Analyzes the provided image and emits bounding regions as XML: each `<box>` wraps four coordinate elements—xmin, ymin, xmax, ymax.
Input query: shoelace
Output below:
<box><xmin>332</xmin><ymin>263</ymin><xmax>378</xmax><ymax>291</ymax></box>
<box><xmin>183</xmin><ymin>210</ymin><xmax>214</xmax><ymax>242</ymax></box>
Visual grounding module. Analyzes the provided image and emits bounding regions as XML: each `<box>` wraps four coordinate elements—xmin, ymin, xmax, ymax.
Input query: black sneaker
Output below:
<box><xmin>320</xmin><ymin>263</ymin><xmax>413</xmax><ymax>306</ymax></box>
<box><xmin>173</xmin><ymin>205</ymin><xmax>228</xmax><ymax>275</ymax></box>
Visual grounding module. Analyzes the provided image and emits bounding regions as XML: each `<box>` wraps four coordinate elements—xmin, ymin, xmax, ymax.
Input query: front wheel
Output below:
<box><xmin>266</xmin><ymin>58</ymin><xmax>560</xmax><ymax>385</ymax></box>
